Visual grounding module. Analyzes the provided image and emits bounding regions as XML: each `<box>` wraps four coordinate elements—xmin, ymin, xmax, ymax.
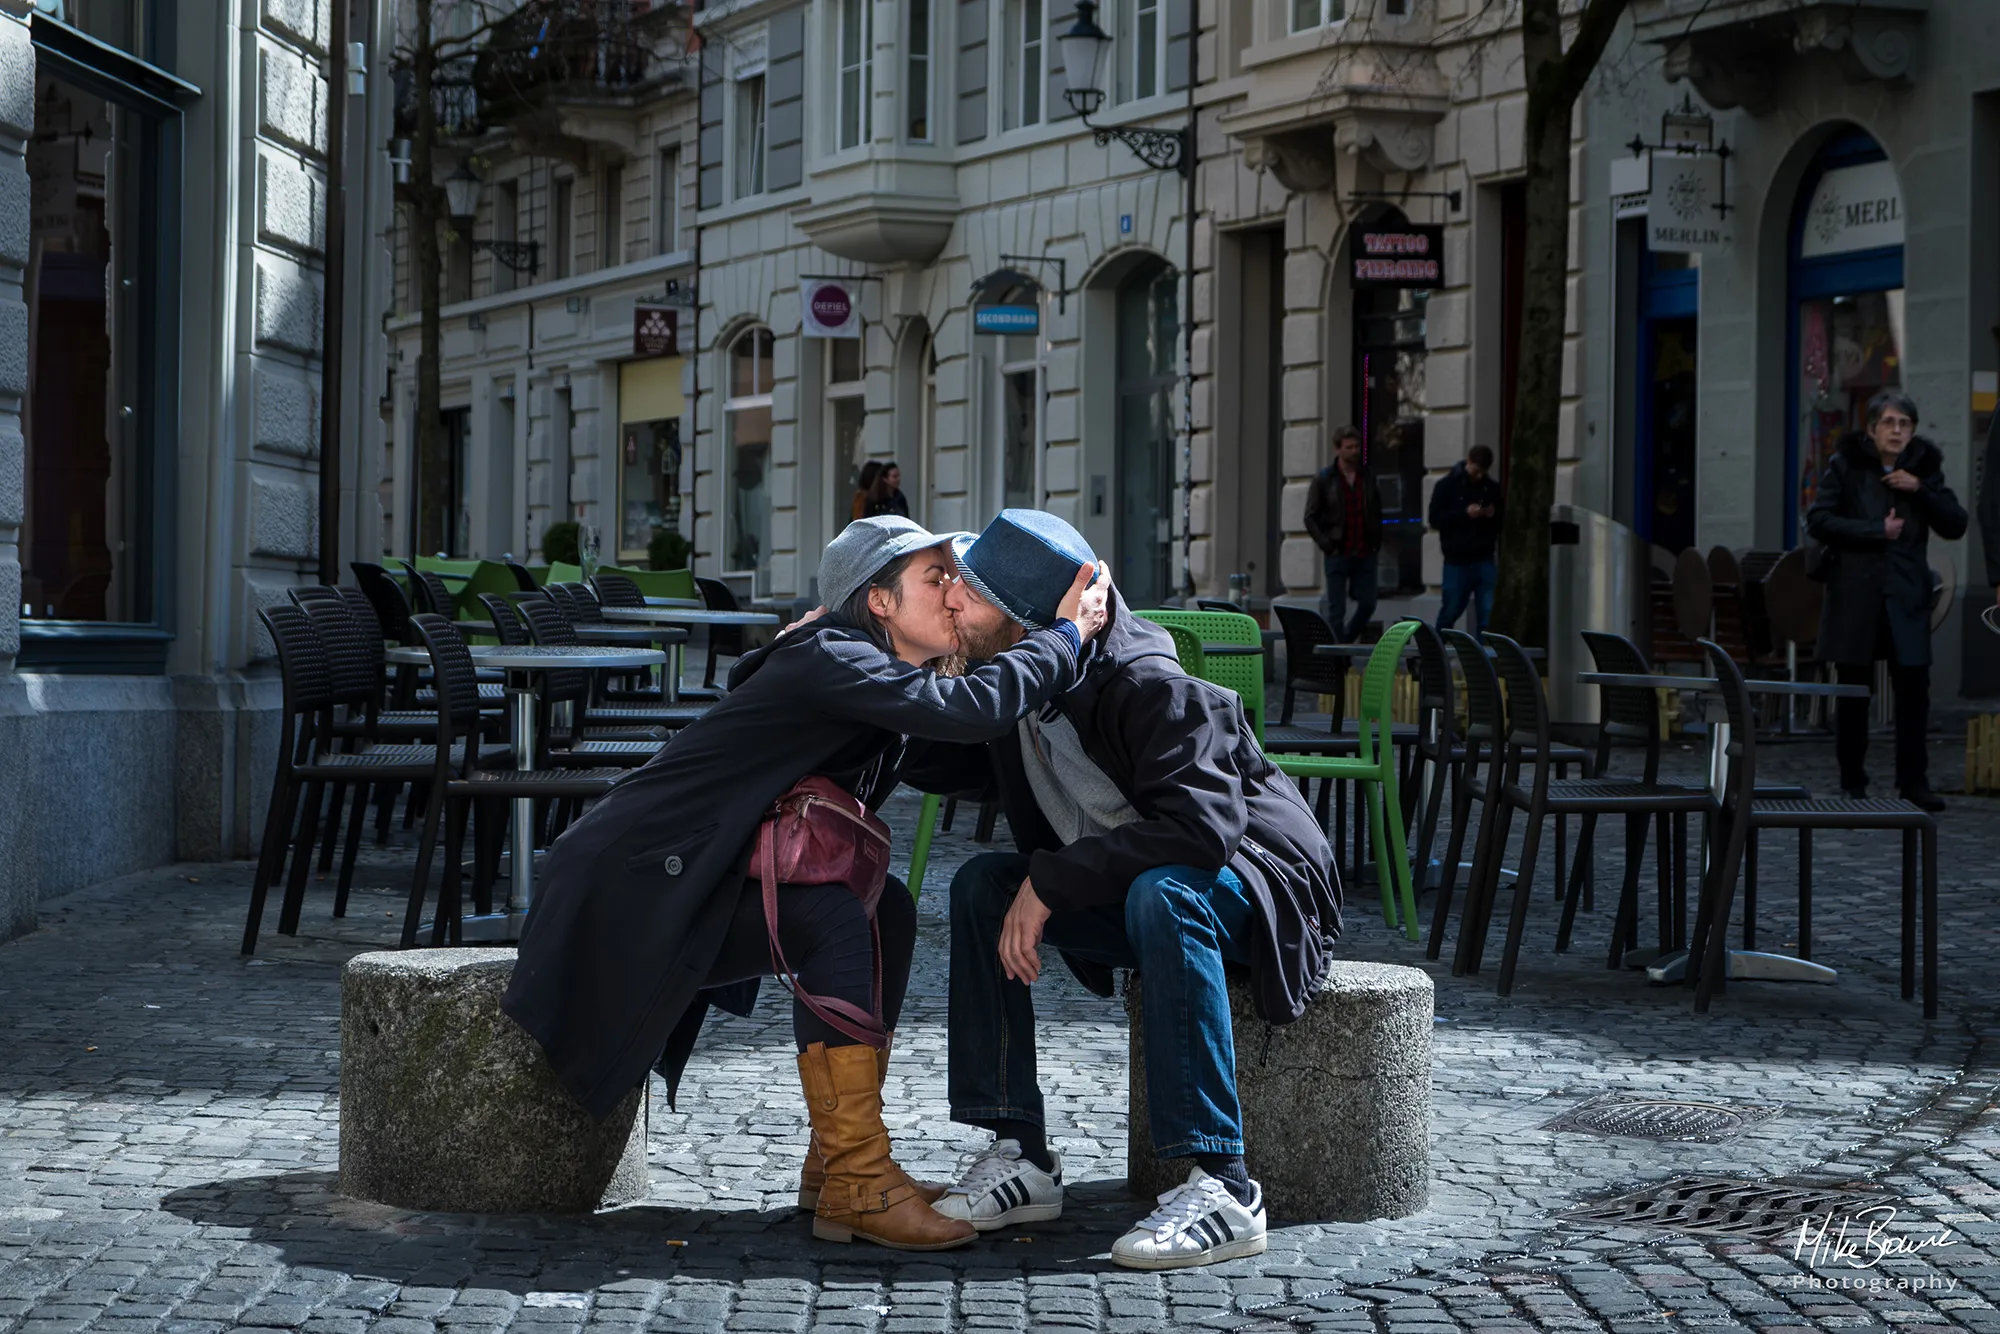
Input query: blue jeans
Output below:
<box><xmin>1437</xmin><ymin>559</ymin><xmax>1497</xmax><ymax>633</ymax></box>
<box><xmin>948</xmin><ymin>851</ymin><xmax>1254</xmax><ymax>1157</ymax></box>
<box><xmin>1324</xmin><ymin>553</ymin><xmax>1378</xmax><ymax>642</ymax></box>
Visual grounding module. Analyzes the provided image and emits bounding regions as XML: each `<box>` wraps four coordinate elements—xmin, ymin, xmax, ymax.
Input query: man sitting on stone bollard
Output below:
<box><xmin>906</xmin><ymin>509</ymin><xmax>1343</xmax><ymax>1270</ymax></box>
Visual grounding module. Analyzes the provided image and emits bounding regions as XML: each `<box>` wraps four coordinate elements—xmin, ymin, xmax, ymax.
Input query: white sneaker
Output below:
<box><xmin>1111</xmin><ymin>1167</ymin><xmax>1268</xmax><ymax>1270</ymax></box>
<box><xmin>932</xmin><ymin>1139</ymin><xmax>1065</xmax><ymax>1232</ymax></box>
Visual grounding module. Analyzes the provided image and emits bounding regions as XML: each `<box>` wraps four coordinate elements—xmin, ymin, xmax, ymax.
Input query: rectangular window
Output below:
<box><xmin>1290</xmin><ymin>0</ymin><xmax>1343</xmax><ymax>33</ymax></box>
<box><xmin>1116</xmin><ymin>0</ymin><xmax>1160</xmax><ymax>103</ymax></box>
<box><xmin>552</xmin><ymin>175</ymin><xmax>573</xmax><ymax>279</ymax></box>
<box><xmin>838</xmin><ymin>0</ymin><xmax>873</xmax><ymax>150</ymax></box>
<box><xmin>655</xmin><ymin>146</ymin><xmax>680</xmax><ymax>253</ymax></box>
<box><xmin>1003</xmin><ymin>0</ymin><xmax>1043</xmax><ymax>129</ymax></box>
<box><xmin>907</xmin><ymin>0</ymin><xmax>932</xmax><ymax>142</ymax></box>
<box><xmin>494</xmin><ymin>179</ymin><xmax>519</xmax><ymax>293</ymax></box>
<box><xmin>598</xmin><ymin>162</ymin><xmax>623</xmax><ymax>269</ymax></box>
<box><xmin>22</xmin><ymin>60</ymin><xmax>179</xmax><ymax>648</ymax></box>
<box><xmin>734</xmin><ymin>74</ymin><xmax>767</xmax><ymax>199</ymax></box>
<box><xmin>726</xmin><ymin>329</ymin><xmax>777</xmax><ymax>582</ymax></box>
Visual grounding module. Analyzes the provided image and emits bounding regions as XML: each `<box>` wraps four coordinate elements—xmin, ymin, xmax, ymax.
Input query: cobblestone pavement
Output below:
<box><xmin>6</xmin><ymin>732</ymin><xmax>2000</xmax><ymax>1332</ymax></box>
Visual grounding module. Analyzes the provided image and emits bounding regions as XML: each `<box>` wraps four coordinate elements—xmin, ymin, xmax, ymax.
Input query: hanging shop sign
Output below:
<box><xmin>632</xmin><ymin>303</ymin><xmax>679</xmax><ymax>358</ymax></box>
<box><xmin>1647</xmin><ymin>152</ymin><xmax>1733</xmax><ymax>255</ymax></box>
<box><xmin>801</xmin><ymin>278</ymin><xmax>862</xmax><ymax>338</ymax></box>
<box><xmin>1351</xmin><ymin>225</ymin><xmax>1444</xmax><ymax>288</ymax></box>
<box><xmin>1799</xmin><ymin>159</ymin><xmax>1904</xmax><ymax>259</ymax></box>
<box><xmin>970</xmin><ymin>266</ymin><xmax>1045</xmax><ymax>336</ymax></box>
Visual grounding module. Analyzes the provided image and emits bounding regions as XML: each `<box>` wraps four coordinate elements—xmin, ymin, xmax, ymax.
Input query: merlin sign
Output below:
<box><xmin>1351</xmin><ymin>225</ymin><xmax>1444</xmax><ymax>289</ymax></box>
<box><xmin>1647</xmin><ymin>152</ymin><xmax>1733</xmax><ymax>255</ymax></box>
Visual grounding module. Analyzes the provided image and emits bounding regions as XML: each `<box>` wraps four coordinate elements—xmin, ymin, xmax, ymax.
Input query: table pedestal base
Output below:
<box><xmin>1641</xmin><ymin>948</ymin><xmax>1837</xmax><ymax>985</ymax></box>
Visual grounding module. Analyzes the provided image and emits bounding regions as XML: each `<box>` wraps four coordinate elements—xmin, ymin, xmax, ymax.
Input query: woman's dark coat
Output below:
<box><xmin>904</xmin><ymin>597</ymin><xmax>1342</xmax><ymax>1026</ymax></box>
<box><xmin>502</xmin><ymin>621</ymin><xmax>1083</xmax><ymax>1120</ymax></box>
<box><xmin>1806</xmin><ymin>431</ymin><xmax>1966</xmax><ymax>667</ymax></box>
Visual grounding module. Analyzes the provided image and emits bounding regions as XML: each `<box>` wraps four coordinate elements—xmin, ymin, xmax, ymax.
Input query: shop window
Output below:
<box><xmin>1787</xmin><ymin>130</ymin><xmax>1905</xmax><ymax>544</ymax></box>
<box><xmin>726</xmin><ymin>327</ymin><xmax>777</xmax><ymax>580</ymax></box>
<box><xmin>20</xmin><ymin>25</ymin><xmax>189</xmax><ymax>668</ymax></box>
<box><xmin>1114</xmin><ymin>260</ymin><xmax>1178</xmax><ymax>606</ymax></box>
<box><xmin>1353</xmin><ymin>275</ymin><xmax>1428</xmax><ymax>597</ymax></box>
<box><xmin>829</xmin><ymin>340</ymin><xmax>868</xmax><ymax>527</ymax></box>
<box><xmin>620</xmin><ymin>419</ymin><xmax>683</xmax><ymax>560</ymax></box>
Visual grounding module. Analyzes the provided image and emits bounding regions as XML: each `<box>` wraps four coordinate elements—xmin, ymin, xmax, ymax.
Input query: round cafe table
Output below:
<box><xmin>385</xmin><ymin>643</ymin><xmax>666</xmax><ymax>939</ymax></box>
<box><xmin>598</xmin><ymin>606</ymin><xmax>781</xmax><ymax>698</ymax></box>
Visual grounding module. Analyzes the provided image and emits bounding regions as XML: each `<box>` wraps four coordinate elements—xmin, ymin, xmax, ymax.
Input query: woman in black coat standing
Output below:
<box><xmin>1805</xmin><ymin>390</ymin><xmax>1967</xmax><ymax>809</ymax></box>
<box><xmin>503</xmin><ymin>516</ymin><xmax>1107</xmax><ymax>1253</ymax></box>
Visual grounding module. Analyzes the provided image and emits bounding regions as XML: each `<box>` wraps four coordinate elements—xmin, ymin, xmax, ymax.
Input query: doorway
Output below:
<box><xmin>1636</xmin><ymin>249</ymin><xmax>1699</xmax><ymax>552</ymax></box>
<box><xmin>1115</xmin><ymin>258</ymin><xmax>1179</xmax><ymax>606</ymax></box>
<box><xmin>1351</xmin><ymin>280</ymin><xmax>1428</xmax><ymax>596</ymax></box>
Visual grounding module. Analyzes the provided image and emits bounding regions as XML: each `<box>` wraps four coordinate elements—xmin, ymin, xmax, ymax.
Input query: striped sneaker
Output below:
<box><xmin>931</xmin><ymin>1139</ymin><xmax>1064</xmax><ymax>1231</ymax></box>
<box><xmin>1111</xmin><ymin>1167</ymin><xmax>1268</xmax><ymax>1270</ymax></box>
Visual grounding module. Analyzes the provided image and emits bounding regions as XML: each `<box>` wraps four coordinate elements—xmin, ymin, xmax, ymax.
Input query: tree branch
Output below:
<box><xmin>1547</xmin><ymin>0</ymin><xmax>1633</xmax><ymax>115</ymax></box>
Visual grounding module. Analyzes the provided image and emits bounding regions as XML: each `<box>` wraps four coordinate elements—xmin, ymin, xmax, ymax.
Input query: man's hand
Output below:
<box><xmin>1057</xmin><ymin>562</ymin><xmax>1111</xmax><ymax>641</ymax></box>
<box><xmin>782</xmin><ymin>606</ymin><xmax>829</xmax><ymax>636</ymax></box>
<box><xmin>1885</xmin><ymin>514</ymin><xmax>1907</xmax><ymax>540</ymax></box>
<box><xmin>1466</xmin><ymin>503</ymin><xmax>1488</xmax><ymax>519</ymax></box>
<box><xmin>1884</xmin><ymin>469</ymin><xmax>1921</xmax><ymax>494</ymax></box>
<box><xmin>999</xmin><ymin>879</ymin><xmax>1052</xmax><ymax>984</ymax></box>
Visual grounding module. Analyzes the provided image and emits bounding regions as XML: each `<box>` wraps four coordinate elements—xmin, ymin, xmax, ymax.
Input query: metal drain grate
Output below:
<box><xmin>1560</xmin><ymin>1175</ymin><xmax>1891</xmax><ymax>1242</ymax></box>
<box><xmin>1542</xmin><ymin>1094</ymin><xmax>1778</xmax><ymax>1143</ymax></box>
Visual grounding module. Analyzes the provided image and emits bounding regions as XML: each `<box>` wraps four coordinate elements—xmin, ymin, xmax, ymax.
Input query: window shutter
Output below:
<box><xmin>766</xmin><ymin>10</ymin><xmax>807</xmax><ymax>190</ymax></box>
<box><xmin>957</xmin><ymin>0</ymin><xmax>988</xmax><ymax>143</ymax></box>
<box><xmin>1166</xmin><ymin>0</ymin><xmax>1190</xmax><ymax>91</ymax></box>
<box><xmin>699</xmin><ymin>57</ymin><xmax>725</xmax><ymax>209</ymax></box>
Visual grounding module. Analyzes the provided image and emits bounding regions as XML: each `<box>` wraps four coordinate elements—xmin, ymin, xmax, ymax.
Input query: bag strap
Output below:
<box><xmin>759</xmin><ymin>821</ymin><xmax>887</xmax><ymax>1048</ymax></box>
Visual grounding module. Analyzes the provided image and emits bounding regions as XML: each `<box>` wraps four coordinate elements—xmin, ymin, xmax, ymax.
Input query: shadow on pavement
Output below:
<box><xmin>160</xmin><ymin>1171</ymin><xmax>1148</xmax><ymax>1287</ymax></box>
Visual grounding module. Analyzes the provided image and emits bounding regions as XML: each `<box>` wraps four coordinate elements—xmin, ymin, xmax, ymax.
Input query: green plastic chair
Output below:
<box><xmin>1266</xmin><ymin>619</ymin><xmax>1420</xmax><ymax>939</ymax></box>
<box><xmin>456</xmin><ymin>561</ymin><xmax>518</xmax><ymax>620</ymax></box>
<box><xmin>603</xmin><ymin>566</ymin><xmax>698</xmax><ymax>601</ymax></box>
<box><xmin>1135</xmin><ymin>608</ymin><xmax>1264</xmax><ymax>739</ymax></box>
<box><xmin>1158</xmin><ymin>624</ymin><xmax>1206</xmax><ymax>677</ymax></box>
<box><xmin>547</xmin><ymin>561</ymin><xmax>585</xmax><ymax>585</ymax></box>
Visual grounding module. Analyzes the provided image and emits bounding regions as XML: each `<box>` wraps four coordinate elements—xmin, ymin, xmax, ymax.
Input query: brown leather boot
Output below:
<box><xmin>798</xmin><ymin>1037</ymin><xmax>944</xmax><ymax>1209</ymax></box>
<box><xmin>796</xmin><ymin>1042</ymin><xmax>973</xmax><ymax>1250</ymax></box>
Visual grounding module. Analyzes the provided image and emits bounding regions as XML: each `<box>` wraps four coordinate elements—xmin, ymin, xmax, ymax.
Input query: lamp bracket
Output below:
<box><xmin>472</xmin><ymin>239</ymin><xmax>541</xmax><ymax>276</ymax></box>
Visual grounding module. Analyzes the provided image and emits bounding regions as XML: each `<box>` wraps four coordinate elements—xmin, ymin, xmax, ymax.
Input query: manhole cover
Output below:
<box><xmin>1560</xmin><ymin>1175</ymin><xmax>1890</xmax><ymax>1242</ymax></box>
<box><xmin>1542</xmin><ymin>1094</ymin><xmax>1778</xmax><ymax>1143</ymax></box>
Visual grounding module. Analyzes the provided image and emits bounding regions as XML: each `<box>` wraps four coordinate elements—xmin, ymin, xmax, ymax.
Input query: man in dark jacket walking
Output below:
<box><xmin>1302</xmin><ymin>426</ymin><xmax>1382</xmax><ymax>641</ymax></box>
<box><xmin>1806</xmin><ymin>390</ymin><xmax>1966</xmax><ymax>810</ymax></box>
<box><xmin>910</xmin><ymin>509</ymin><xmax>1341</xmax><ymax>1271</ymax></box>
<box><xmin>1428</xmin><ymin>444</ymin><xmax>1503</xmax><ymax>632</ymax></box>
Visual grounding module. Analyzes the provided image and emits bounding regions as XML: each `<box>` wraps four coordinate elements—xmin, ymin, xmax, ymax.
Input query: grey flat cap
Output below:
<box><xmin>817</xmin><ymin>516</ymin><xmax>968</xmax><ymax>613</ymax></box>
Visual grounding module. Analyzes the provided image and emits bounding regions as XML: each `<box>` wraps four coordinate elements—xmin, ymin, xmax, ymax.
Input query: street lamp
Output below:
<box><xmin>444</xmin><ymin>162</ymin><xmax>542</xmax><ymax>277</ymax></box>
<box><xmin>1058</xmin><ymin>0</ymin><xmax>1189</xmax><ymax>176</ymax></box>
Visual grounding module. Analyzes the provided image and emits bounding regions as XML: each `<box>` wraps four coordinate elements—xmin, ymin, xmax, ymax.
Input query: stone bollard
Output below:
<box><xmin>1125</xmin><ymin>961</ymin><xmax>1432</xmax><ymax>1223</ymax></box>
<box><xmin>339</xmin><ymin>949</ymin><xmax>647</xmax><ymax>1213</ymax></box>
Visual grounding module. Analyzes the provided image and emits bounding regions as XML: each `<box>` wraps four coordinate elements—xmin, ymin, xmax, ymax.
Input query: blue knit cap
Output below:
<box><xmin>951</xmin><ymin>509</ymin><xmax>1098</xmax><ymax>630</ymax></box>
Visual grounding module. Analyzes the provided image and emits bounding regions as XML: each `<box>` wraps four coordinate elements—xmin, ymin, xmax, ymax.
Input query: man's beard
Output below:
<box><xmin>955</xmin><ymin>621</ymin><xmax>1016</xmax><ymax>663</ymax></box>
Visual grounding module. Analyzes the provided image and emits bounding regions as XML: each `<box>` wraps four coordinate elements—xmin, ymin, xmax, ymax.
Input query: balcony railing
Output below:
<box><xmin>393</xmin><ymin>57</ymin><xmax>481</xmax><ymax>139</ymax></box>
<box><xmin>473</xmin><ymin>0</ymin><xmax>661</xmax><ymax>114</ymax></box>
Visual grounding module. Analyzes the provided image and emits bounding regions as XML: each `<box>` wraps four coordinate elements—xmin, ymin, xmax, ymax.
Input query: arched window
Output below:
<box><xmin>725</xmin><ymin>326</ymin><xmax>776</xmax><ymax>580</ymax></box>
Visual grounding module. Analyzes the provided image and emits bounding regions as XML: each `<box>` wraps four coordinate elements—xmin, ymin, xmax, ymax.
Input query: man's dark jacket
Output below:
<box><xmin>1426</xmin><ymin>461</ymin><xmax>1503</xmax><ymax>565</ymax></box>
<box><xmin>905</xmin><ymin>597</ymin><xmax>1342</xmax><ymax>1025</ymax></box>
<box><xmin>1806</xmin><ymin>431</ymin><xmax>1966</xmax><ymax>668</ymax></box>
<box><xmin>502</xmin><ymin>620</ymin><xmax>1082</xmax><ymax>1120</ymax></box>
<box><xmin>1979</xmin><ymin>409</ymin><xmax>2000</xmax><ymax>590</ymax></box>
<box><xmin>1302</xmin><ymin>463</ymin><xmax>1382</xmax><ymax>557</ymax></box>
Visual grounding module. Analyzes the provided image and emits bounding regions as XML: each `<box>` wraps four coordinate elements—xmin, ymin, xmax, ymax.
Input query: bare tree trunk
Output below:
<box><xmin>1489</xmin><ymin>0</ymin><xmax>1629</xmax><ymax>646</ymax></box>
<box><xmin>410</xmin><ymin>0</ymin><xmax>448</xmax><ymax>557</ymax></box>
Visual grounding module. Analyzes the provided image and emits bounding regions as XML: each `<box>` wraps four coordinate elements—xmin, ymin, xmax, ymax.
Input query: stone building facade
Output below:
<box><xmin>380</xmin><ymin>7</ymin><xmax>701</xmax><ymax>571</ymax></box>
<box><xmin>0</xmin><ymin>0</ymin><xmax>394</xmax><ymax>940</ymax></box>
<box><xmin>1572</xmin><ymin>0</ymin><xmax>2000</xmax><ymax>700</ymax></box>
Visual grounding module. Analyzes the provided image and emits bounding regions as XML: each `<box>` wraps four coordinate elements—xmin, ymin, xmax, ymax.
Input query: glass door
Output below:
<box><xmin>1115</xmin><ymin>260</ymin><xmax>1179</xmax><ymax>606</ymax></box>
<box><xmin>1353</xmin><ymin>286</ymin><xmax>1428</xmax><ymax>595</ymax></box>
